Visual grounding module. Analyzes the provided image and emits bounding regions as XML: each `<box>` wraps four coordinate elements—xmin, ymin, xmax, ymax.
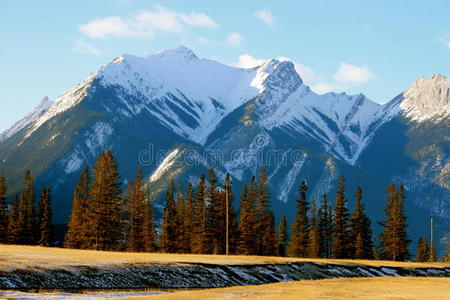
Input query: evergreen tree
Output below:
<box><xmin>65</xmin><ymin>167</ymin><xmax>91</xmax><ymax>249</ymax></box>
<box><xmin>161</xmin><ymin>180</ymin><xmax>178</xmax><ymax>253</ymax></box>
<box><xmin>142</xmin><ymin>185</ymin><xmax>157</xmax><ymax>252</ymax></box>
<box><xmin>87</xmin><ymin>151</ymin><xmax>123</xmax><ymax>251</ymax></box>
<box><xmin>175</xmin><ymin>184</ymin><xmax>186</xmax><ymax>253</ymax></box>
<box><xmin>308</xmin><ymin>200</ymin><xmax>320</xmax><ymax>258</ymax></box>
<box><xmin>183</xmin><ymin>182</ymin><xmax>194</xmax><ymax>253</ymax></box>
<box><xmin>318</xmin><ymin>194</ymin><xmax>332</xmax><ymax>258</ymax></box>
<box><xmin>277</xmin><ymin>215</ymin><xmax>289</xmax><ymax>257</ymax></box>
<box><xmin>349</xmin><ymin>187</ymin><xmax>373</xmax><ymax>259</ymax></box>
<box><xmin>415</xmin><ymin>237</ymin><xmax>430</xmax><ymax>262</ymax></box>
<box><xmin>7</xmin><ymin>194</ymin><xmax>21</xmax><ymax>244</ymax></box>
<box><xmin>237</xmin><ymin>183</ymin><xmax>256</xmax><ymax>255</ymax></box>
<box><xmin>206</xmin><ymin>168</ymin><xmax>222</xmax><ymax>254</ymax></box>
<box><xmin>254</xmin><ymin>168</ymin><xmax>276</xmax><ymax>256</ymax></box>
<box><xmin>191</xmin><ymin>174</ymin><xmax>207</xmax><ymax>254</ymax></box>
<box><xmin>444</xmin><ymin>244</ymin><xmax>450</xmax><ymax>262</ymax></box>
<box><xmin>18</xmin><ymin>170</ymin><xmax>37</xmax><ymax>245</ymax></box>
<box><xmin>220</xmin><ymin>173</ymin><xmax>236</xmax><ymax>255</ymax></box>
<box><xmin>38</xmin><ymin>188</ymin><xmax>53</xmax><ymax>246</ymax></box>
<box><xmin>0</xmin><ymin>175</ymin><xmax>8</xmax><ymax>243</ymax></box>
<box><xmin>332</xmin><ymin>176</ymin><xmax>350</xmax><ymax>258</ymax></box>
<box><xmin>380</xmin><ymin>183</ymin><xmax>410</xmax><ymax>261</ymax></box>
<box><xmin>288</xmin><ymin>180</ymin><xmax>309</xmax><ymax>257</ymax></box>
<box><xmin>126</xmin><ymin>168</ymin><xmax>155</xmax><ymax>252</ymax></box>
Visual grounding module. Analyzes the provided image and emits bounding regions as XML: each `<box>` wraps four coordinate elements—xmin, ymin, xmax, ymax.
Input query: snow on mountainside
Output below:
<box><xmin>0</xmin><ymin>96</ymin><xmax>52</xmax><ymax>142</ymax></box>
<box><xmin>400</xmin><ymin>74</ymin><xmax>450</xmax><ymax>122</ymax></box>
<box><xmin>3</xmin><ymin>46</ymin><xmax>449</xmax><ymax>166</ymax></box>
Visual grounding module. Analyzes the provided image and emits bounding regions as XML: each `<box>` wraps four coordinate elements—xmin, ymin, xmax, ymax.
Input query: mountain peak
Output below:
<box><xmin>157</xmin><ymin>45</ymin><xmax>198</xmax><ymax>61</ymax></box>
<box><xmin>400</xmin><ymin>74</ymin><xmax>450</xmax><ymax>122</ymax></box>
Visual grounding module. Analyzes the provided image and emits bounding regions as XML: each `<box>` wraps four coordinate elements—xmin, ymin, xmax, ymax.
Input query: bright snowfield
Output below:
<box><xmin>3</xmin><ymin>46</ymin><xmax>448</xmax><ymax>165</ymax></box>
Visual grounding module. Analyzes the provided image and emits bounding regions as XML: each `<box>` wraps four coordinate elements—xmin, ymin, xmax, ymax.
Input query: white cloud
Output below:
<box><xmin>79</xmin><ymin>6</ymin><xmax>218</xmax><ymax>39</ymax></box>
<box><xmin>333</xmin><ymin>63</ymin><xmax>374</xmax><ymax>84</ymax></box>
<box><xmin>235</xmin><ymin>54</ymin><xmax>266</xmax><ymax>68</ymax></box>
<box><xmin>254</xmin><ymin>9</ymin><xmax>275</xmax><ymax>28</ymax></box>
<box><xmin>226</xmin><ymin>32</ymin><xmax>244</xmax><ymax>48</ymax></box>
<box><xmin>72</xmin><ymin>39</ymin><xmax>102</xmax><ymax>56</ymax></box>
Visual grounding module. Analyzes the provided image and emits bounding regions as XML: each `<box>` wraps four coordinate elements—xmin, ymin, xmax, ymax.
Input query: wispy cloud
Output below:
<box><xmin>79</xmin><ymin>6</ymin><xmax>218</xmax><ymax>39</ymax></box>
<box><xmin>254</xmin><ymin>9</ymin><xmax>275</xmax><ymax>28</ymax></box>
<box><xmin>226</xmin><ymin>32</ymin><xmax>244</xmax><ymax>48</ymax></box>
<box><xmin>72</xmin><ymin>39</ymin><xmax>102</xmax><ymax>56</ymax></box>
<box><xmin>333</xmin><ymin>63</ymin><xmax>375</xmax><ymax>84</ymax></box>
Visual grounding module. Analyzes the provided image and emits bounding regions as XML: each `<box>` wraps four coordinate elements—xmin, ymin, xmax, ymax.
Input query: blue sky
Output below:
<box><xmin>1</xmin><ymin>0</ymin><xmax>449</xmax><ymax>132</ymax></box>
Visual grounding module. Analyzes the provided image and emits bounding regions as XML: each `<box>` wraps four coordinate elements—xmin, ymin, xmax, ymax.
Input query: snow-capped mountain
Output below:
<box><xmin>1</xmin><ymin>46</ymin><xmax>449</xmax><ymax>254</ymax></box>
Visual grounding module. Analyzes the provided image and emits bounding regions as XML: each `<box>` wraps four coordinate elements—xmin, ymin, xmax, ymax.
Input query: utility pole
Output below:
<box><xmin>430</xmin><ymin>215</ymin><xmax>434</xmax><ymax>259</ymax></box>
<box><xmin>226</xmin><ymin>185</ymin><xmax>229</xmax><ymax>256</ymax></box>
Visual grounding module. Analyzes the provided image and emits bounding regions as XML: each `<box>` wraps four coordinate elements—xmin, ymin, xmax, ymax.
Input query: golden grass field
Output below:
<box><xmin>126</xmin><ymin>277</ymin><xmax>450</xmax><ymax>300</ymax></box>
<box><xmin>1</xmin><ymin>244</ymin><xmax>449</xmax><ymax>271</ymax></box>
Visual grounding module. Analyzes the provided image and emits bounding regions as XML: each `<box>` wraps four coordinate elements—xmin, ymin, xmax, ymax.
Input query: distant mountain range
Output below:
<box><xmin>1</xmin><ymin>46</ymin><xmax>449</xmax><ymax>255</ymax></box>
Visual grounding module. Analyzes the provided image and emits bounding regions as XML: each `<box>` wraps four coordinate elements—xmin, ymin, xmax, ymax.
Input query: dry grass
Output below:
<box><xmin>0</xmin><ymin>244</ymin><xmax>449</xmax><ymax>271</ymax></box>
<box><xmin>126</xmin><ymin>277</ymin><xmax>450</xmax><ymax>300</ymax></box>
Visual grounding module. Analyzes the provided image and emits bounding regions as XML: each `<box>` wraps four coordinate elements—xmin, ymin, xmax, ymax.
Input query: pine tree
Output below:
<box><xmin>288</xmin><ymin>180</ymin><xmax>309</xmax><ymax>257</ymax></box>
<box><xmin>237</xmin><ymin>183</ymin><xmax>255</xmax><ymax>255</ymax></box>
<box><xmin>0</xmin><ymin>175</ymin><xmax>8</xmax><ymax>243</ymax></box>
<box><xmin>87</xmin><ymin>151</ymin><xmax>123</xmax><ymax>251</ymax></box>
<box><xmin>318</xmin><ymin>194</ymin><xmax>332</xmax><ymax>258</ymax></box>
<box><xmin>307</xmin><ymin>200</ymin><xmax>320</xmax><ymax>258</ymax></box>
<box><xmin>206</xmin><ymin>168</ymin><xmax>222</xmax><ymax>254</ymax></box>
<box><xmin>349</xmin><ymin>187</ymin><xmax>373</xmax><ymax>259</ymax></box>
<box><xmin>332</xmin><ymin>176</ymin><xmax>350</xmax><ymax>258</ymax></box>
<box><xmin>175</xmin><ymin>184</ymin><xmax>186</xmax><ymax>253</ymax></box>
<box><xmin>142</xmin><ymin>185</ymin><xmax>157</xmax><ymax>252</ymax></box>
<box><xmin>380</xmin><ymin>183</ymin><xmax>410</xmax><ymax>261</ymax></box>
<box><xmin>254</xmin><ymin>168</ymin><xmax>276</xmax><ymax>256</ymax></box>
<box><xmin>65</xmin><ymin>167</ymin><xmax>91</xmax><ymax>249</ymax></box>
<box><xmin>7</xmin><ymin>194</ymin><xmax>21</xmax><ymax>244</ymax></box>
<box><xmin>277</xmin><ymin>215</ymin><xmax>289</xmax><ymax>257</ymax></box>
<box><xmin>18</xmin><ymin>170</ymin><xmax>37</xmax><ymax>245</ymax></box>
<box><xmin>415</xmin><ymin>237</ymin><xmax>430</xmax><ymax>262</ymax></box>
<box><xmin>38</xmin><ymin>188</ymin><xmax>53</xmax><ymax>247</ymax></box>
<box><xmin>221</xmin><ymin>173</ymin><xmax>236</xmax><ymax>255</ymax></box>
<box><xmin>191</xmin><ymin>174</ymin><xmax>207</xmax><ymax>254</ymax></box>
<box><xmin>161</xmin><ymin>179</ymin><xmax>178</xmax><ymax>253</ymax></box>
<box><xmin>183</xmin><ymin>182</ymin><xmax>194</xmax><ymax>253</ymax></box>
<box><xmin>126</xmin><ymin>168</ymin><xmax>155</xmax><ymax>252</ymax></box>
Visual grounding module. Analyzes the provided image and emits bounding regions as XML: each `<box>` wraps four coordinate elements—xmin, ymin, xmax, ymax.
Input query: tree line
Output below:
<box><xmin>0</xmin><ymin>150</ymin><xmax>447</xmax><ymax>261</ymax></box>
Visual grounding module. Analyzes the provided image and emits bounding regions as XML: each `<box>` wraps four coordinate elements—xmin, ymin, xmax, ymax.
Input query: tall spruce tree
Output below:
<box><xmin>415</xmin><ymin>237</ymin><xmax>430</xmax><ymax>262</ymax></box>
<box><xmin>220</xmin><ymin>173</ymin><xmax>237</xmax><ymax>254</ymax></box>
<box><xmin>288</xmin><ymin>180</ymin><xmax>309</xmax><ymax>257</ymax></box>
<box><xmin>38</xmin><ymin>188</ymin><xmax>53</xmax><ymax>247</ymax></box>
<box><xmin>161</xmin><ymin>179</ymin><xmax>178</xmax><ymax>253</ymax></box>
<box><xmin>7</xmin><ymin>194</ymin><xmax>21</xmax><ymax>244</ymax></box>
<box><xmin>18</xmin><ymin>170</ymin><xmax>37</xmax><ymax>245</ymax></box>
<box><xmin>65</xmin><ymin>167</ymin><xmax>91</xmax><ymax>249</ymax></box>
<box><xmin>308</xmin><ymin>200</ymin><xmax>320</xmax><ymax>258</ymax></box>
<box><xmin>0</xmin><ymin>175</ymin><xmax>8</xmax><ymax>243</ymax></box>
<box><xmin>277</xmin><ymin>215</ymin><xmax>289</xmax><ymax>257</ymax></box>
<box><xmin>318</xmin><ymin>194</ymin><xmax>332</xmax><ymax>258</ymax></box>
<box><xmin>183</xmin><ymin>182</ymin><xmax>194</xmax><ymax>253</ymax></box>
<box><xmin>126</xmin><ymin>168</ymin><xmax>155</xmax><ymax>252</ymax></box>
<box><xmin>191</xmin><ymin>174</ymin><xmax>207</xmax><ymax>254</ymax></box>
<box><xmin>175</xmin><ymin>184</ymin><xmax>186</xmax><ymax>253</ymax></box>
<box><xmin>349</xmin><ymin>187</ymin><xmax>373</xmax><ymax>259</ymax></box>
<box><xmin>254</xmin><ymin>168</ymin><xmax>276</xmax><ymax>256</ymax></box>
<box><xmin>206</xmin><ymin>168</ymin><xmax>222</xmax><ymax>254</ymax></box>
<box><xmin>380</xmin><ymin>183</ymin><xmax>410</xmax><ymax>261</ymax></box>
<box><xmin>332</xmin><ymin>176</ymin><xmax>350</xmax><ymax>258</ymax></box>
<box><xmin>87</xmin><ymin>151</ymin><xmax>123</xmax><ymax>251</ymax></box>
<box><xmin>143</xmin><ymin>185</ymin><xmax>157</xmax><ymax>252</ymax></box>
<box><xmin>237</xmin><ymin>183</ymin><xmax>256</xmax><ymax>255</ymax></box>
